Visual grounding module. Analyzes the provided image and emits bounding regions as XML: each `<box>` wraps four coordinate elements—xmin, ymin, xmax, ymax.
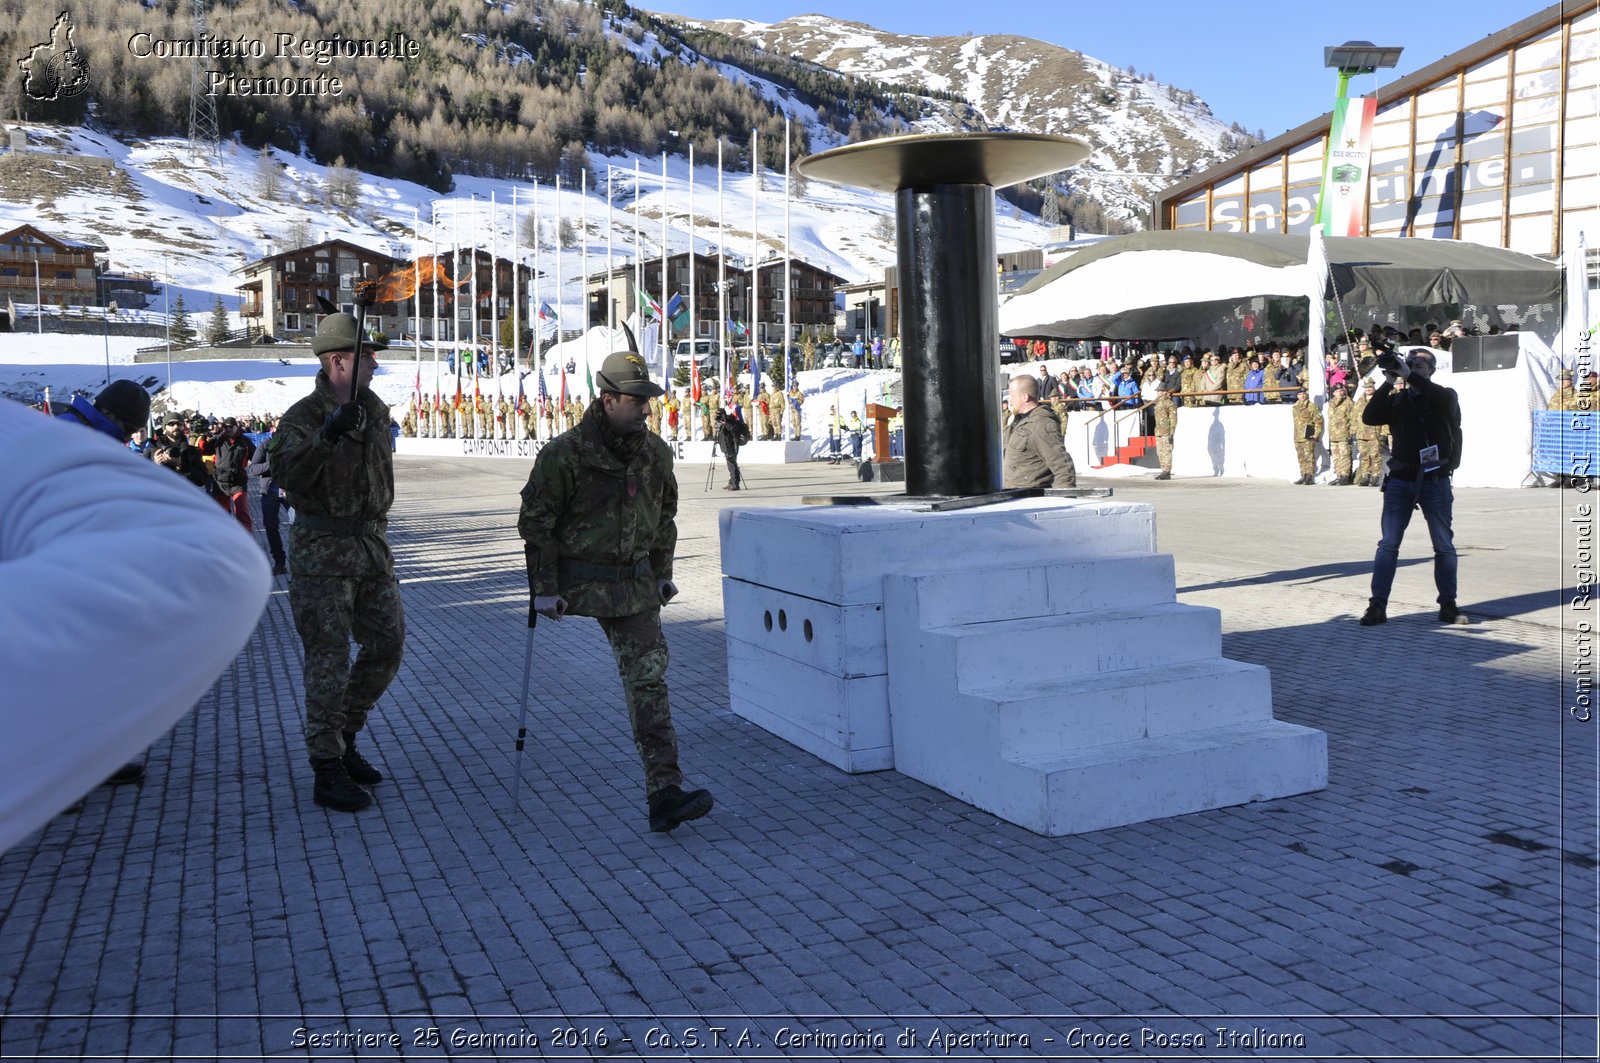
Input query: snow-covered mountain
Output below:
<box><xmin>658</xmin><ymin>13</ymin><xmax>1247</xmax><ymax>225</ymax></box>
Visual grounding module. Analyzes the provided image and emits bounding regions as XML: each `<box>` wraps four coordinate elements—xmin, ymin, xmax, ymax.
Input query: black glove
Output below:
<box><xmin>323</xmin><ymin>402</ymin><xmax>366</xmax><ymax>441</ymax></box>
<box><xmin>1375</xmin><ymin>350</ymin><xmax>1406</xmax><ymax>378</ymax></box>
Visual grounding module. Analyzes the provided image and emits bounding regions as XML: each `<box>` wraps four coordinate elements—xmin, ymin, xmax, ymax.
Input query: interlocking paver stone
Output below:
<box><xmin>0</xmin><ymin>462</ymin><xmax>1593</xmax><ymax>1059</ymax></box>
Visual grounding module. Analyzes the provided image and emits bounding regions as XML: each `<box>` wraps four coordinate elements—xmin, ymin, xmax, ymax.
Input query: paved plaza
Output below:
<box><xmin>0</xmin><ymin>456</ymin><xmax>1595</xmax><ymax>1061</ymax></box>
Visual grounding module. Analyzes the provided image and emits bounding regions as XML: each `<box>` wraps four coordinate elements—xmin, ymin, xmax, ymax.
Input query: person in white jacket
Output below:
<box><xmin>0</xmin><ymin>398</ymin><xmax>272</xmax><ymax>854</ymax></box>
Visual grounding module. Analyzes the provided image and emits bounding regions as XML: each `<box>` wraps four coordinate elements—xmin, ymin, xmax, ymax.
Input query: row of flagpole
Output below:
<box><xmin>401</xmin><ymin>119</ymin><xmax>800</xmax><ymax>442</ymax></box>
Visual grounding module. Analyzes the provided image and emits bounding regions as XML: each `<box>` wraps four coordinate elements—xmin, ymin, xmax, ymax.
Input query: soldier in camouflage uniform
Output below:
<box><xmin>646</xmin><ymin>394</ymin><xmax>662</xmax><ymax>436</ymax></box>
<box><xmin>787</xmin><ymin>385</ymin><xmax>805</xmax><ymax>439</ymax></box>
<box><xmin>1180</xmin><ymin>356</ymin><xmax>1201</xmax><ymax>408</ymax></box>
<box><xmin>268</xmin><ymin>313</ymin><xmax>405</xmax><ymax>813</ymax></box>
<box><xmin>1549</xmin><ymin>369</ymin><xmax>1578</xmax><ymax>411</ymax></box>
<box><xmin>1152</xmin><ymin>380</ymin><xmax>1177</xmax><ymax>480</ymax></box>
<box><xmin>1353</xmin><ymin>379</ymin><xmax>1386</xmax><ymax>485</ymax></box>
<box><xmin>1224</xmin><ymin>350</ymin><xmax>1249</xmax><ymax>405</ymax></box>
<box><xmin>1291</xmin><ymin>391</ymin><xmax>1323</xmax><ymax>484</ymax></box>
<box><xmin>519</xmin><ymin>350</ymin><xmax>713</xmax><ymax>834</ymax></box>
<box><xmin>1325</xmin><ymin>383</ymin><xmax>1357</xmax><ymax>484</ymax></box>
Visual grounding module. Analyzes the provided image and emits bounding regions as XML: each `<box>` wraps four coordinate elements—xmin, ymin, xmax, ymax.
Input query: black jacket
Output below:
<box><xmin>1361</xmin><ymin>373</ymin><xmax>1462</xmax><ymax>471</ymax></box>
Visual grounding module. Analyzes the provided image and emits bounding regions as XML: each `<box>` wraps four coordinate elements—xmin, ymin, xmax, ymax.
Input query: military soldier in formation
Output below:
<box><xmin>647</xmin><ymin>394</ymin><xmax>663</xmax><ymax>436</ymax></box>
<box><xmin>1352</xmin><ymin>379</ymin><xmax>1386</xmax><ymax>485</ymax></box>
<box><xmin>1291</xmin><ymin>391</ymin><xmax>1323</xmax><ymax>484</ymax></box>
<box><xmin>518</xmin><ymin>350</ymin><xmax>713</xmax><ymax>834</ymax></box>
<box><xmin>1325</xmin><ymin>382</ymin><xmax>1357</xmax><ymax>485</ymax></box>
<box><xmin>786</xmin><ymin>385</ymin><xmax>805</xmax><ymax>439</ymax></box>
<box><xmin>1152</xmin><ymin>380</ymin><xmax>1177</xmax><ymax>480</ymax></box>
<box><xmin>268</xmin><ymin>313</ymin><xmax>405</xmax><ymax>813</ymax></box>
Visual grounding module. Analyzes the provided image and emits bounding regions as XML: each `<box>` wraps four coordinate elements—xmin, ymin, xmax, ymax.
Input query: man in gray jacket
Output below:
<box><xmin>1003</xmin><ymin>373</ymin><xmax>1077</xmax><ymax>489</ymax></box>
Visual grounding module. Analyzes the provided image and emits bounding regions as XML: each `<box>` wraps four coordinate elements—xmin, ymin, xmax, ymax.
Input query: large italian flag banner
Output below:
<box><xmin>1318</xmin><ymin>95</ymin><xmax>1377</xmax><ymax>237</ymax></box>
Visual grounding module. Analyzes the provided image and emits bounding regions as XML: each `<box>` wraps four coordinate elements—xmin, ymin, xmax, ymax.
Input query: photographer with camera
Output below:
<box><xmin>715</xmin><ymin>405</ymin><xmax>749</xmax><ymax>491</ymax></box>
<box><xmin>1358</xmin><ymin>347</ymin><xmax>1467</xmax><ymax>626</ymax></box>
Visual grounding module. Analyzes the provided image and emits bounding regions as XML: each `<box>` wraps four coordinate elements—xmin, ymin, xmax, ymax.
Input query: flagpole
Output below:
<box><xmin>470</xmin><ymin>193</ymin><xmax>480</xmax><ymax>364</ymax></box>
<box><xmin>750</xmin><ymin>127</ymin><xmax>760</xmax><ymax>434</ymax></box>
<box><xmin>556</xmin><ymin>175</ymin><xmax>565</xmax><ymax>423</ymax></box>
<box><xmin>581</xmin><ymin>168</ymin><xmax>590</xmax><ymax>401</ymax></box>
<box><xmin>512</xmin><ymin>186</ymin><xmax>521</xmax><ymax>438</ymax></box>
<box><xmin>632</xmin><ymin>158</ymin><xmax>644</xmax><ymax>388</ymax></box>
<box><xmin>606</xmin><ymin>166</ymin><xmax>615</xmax><ymax>332</ymax></box>
<box><xmin>687</xmin><ymin>143</ymin><xmax>696</xmax><ymax>359</ymax></box>
<box><xmin>492</xmin><ymin>190</ymin><xmax>503</xmax><ymax>435</ymax></box>
<box><xmin>717</xmin><ymin>139</ymin><xmax>727</xmax><ymax>390</ymax></box>
<box><xmin>413</xmin><ymin>204</ymin><xmax>423</xmax><ymax>436</ymax></box>
<box><xmin>660</xmin><ymin>151</ymin><xmax>668</xmax><ymax>402</ymax></box>
<box><xmin>783</xmin><ymin>117</ymin><xmax>793</xmax><ymax>441</ymax></box>
<box><xmin>431</xmin><ymin>203</ymin><xmax>440</xmax><ymax>437</ymax></box>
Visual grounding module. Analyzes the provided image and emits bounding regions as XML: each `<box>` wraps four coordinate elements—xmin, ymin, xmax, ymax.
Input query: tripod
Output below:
<box><xmin>704</xmin><ymin>437</ymin><xmax>753</xmax><ymax>491</ymax></box>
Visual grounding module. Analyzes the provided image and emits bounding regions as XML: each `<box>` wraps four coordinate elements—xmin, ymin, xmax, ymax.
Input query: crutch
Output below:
<box><xmin>511</xmin><ymin>563</ymin><xmax>539</xmax><ymax>806</ymax></box>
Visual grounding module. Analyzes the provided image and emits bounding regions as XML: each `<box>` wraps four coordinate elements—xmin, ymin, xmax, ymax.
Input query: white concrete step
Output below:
<box><xmin>964</xmin><ymin>658</ymin><xmax>1272</xmax><ymax>756</ymax></box>
<box><xmin>929</xmin><ymin>603</ymin><xmax>1222</xmax><ymax>689</ymax></box>
<box><xmin>1001</xmin><ymin>720</ymin><xmax>1329</xmax><ymax>835</ymax></box>
<box><xmin>895</xmin><ymin>554</ymin><xmax>1175</xmax><ymax>628</ymax></box>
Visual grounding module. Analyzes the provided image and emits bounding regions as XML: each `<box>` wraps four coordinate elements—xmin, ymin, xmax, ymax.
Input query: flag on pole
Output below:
<box><xmin>1318</xmin><ymin>95</ymin><xmax>1377</xmax><ymax>237</ymax></box>
<box><xmin>537</xmin><ymin>300</ymin><xmax>558</xmax><ymax>336</ymax></box>
<box><xmin>639</xmin><ymin>288</ymin><xmax>662</xmax><ymax>320</ymax></box>
<box><xmin>559</xmin><ymin>361</ymin><xmax>568</xmax><ymax>407</ymax></box>
<box><xmin>690</xmin><ymin>354</ymin><xmax>701</xmax><ymax>402</ymax></box>
<box><xmin>667</xmin><ymin>293</ymin><xmax>687</xmax><ymax>331</ymax></box>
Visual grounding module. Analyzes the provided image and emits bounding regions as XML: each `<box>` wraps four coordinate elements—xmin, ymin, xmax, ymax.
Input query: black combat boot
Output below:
<box><xmin>341</xmin><ymin>731</ymin><xmax>383</xmax><ymax>786</ymax></box>
<box><xmin>1154</xmin><ymin>471</ymin><xmax>1171</xmax><ymax>481</ymax></box>
<box><xmin>1359</xmin><ymin>598</ymin><xmax>1387</xmax><ymax>626</ymax></box>
<box><xmin>1439</xmin><ymin>601</ymin><xmax>1468</xmax><ymax>625</ymax></box>
<box><xmin>648</xmin><ymin>784</ymin><xmax>714</xmax><ymax>833</ymax></box>
<box><xmin>312</xmin><ymin>758</ymin><xmax>372</xmax><ymax>812</ymax></box>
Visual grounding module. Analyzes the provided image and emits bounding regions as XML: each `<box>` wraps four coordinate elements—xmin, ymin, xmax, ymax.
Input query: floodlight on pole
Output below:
<box><xmin>1324</xmin><ymin>40</ymin><xmax>1403</xmax><ymax>99</ymax></box>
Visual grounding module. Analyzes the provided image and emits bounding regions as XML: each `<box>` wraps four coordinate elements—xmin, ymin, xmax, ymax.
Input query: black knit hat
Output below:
<box><xmin>94</xmin><ymin>379</ymin><xmax>151</xmax><ymax>436</ymax></box>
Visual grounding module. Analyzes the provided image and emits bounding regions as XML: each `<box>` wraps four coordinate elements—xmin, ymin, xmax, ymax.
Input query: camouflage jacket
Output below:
<box><xmin>1352</xmin><ymin>397</ymin><xmax>1388</xmax><ymax>442</ymax></box>
<box><xmin>1549</xmin><ymin>385</ymin><xmax>1578</xmax><ymax>411</ymax></box>
<box><xmin>1153</xmin><ymin>394</ymin><xmax>1178</xmax><ymax>437</ymax></box>
<box><xmin>267</xmin><ymin>372</ymin><xmax>396</xmax><ymax>577</ymax></box>
<box><xmin>1325</xmin><ymin>395</ymin><xmax>1356</xmax><ymax>439</ymax></box>
<box><xmin>1292</xmin><ymin>398</ymin><xmax>1324</xmax><ymax>443</ymax></box>
<box><xmin>518</xmin><ymin>400</ymin><xmax>678</xmax><ymax>618</ymax></box>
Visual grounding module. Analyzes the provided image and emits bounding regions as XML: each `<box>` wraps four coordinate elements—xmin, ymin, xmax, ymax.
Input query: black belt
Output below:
<box><xmin>559</xmin><ymin>556</ymin><xmax>652</xmax><ymax>582</ymax></box>
<box><xmin>295</xmin><ymin>512</ymin><xmax>387</xmax><ymax>536</ymax></box>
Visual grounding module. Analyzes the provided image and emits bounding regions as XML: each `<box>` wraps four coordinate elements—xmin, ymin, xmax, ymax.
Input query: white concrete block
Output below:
<box><xmin>726</xmin><ymin>636</ymin><xmax>892</xmax><ymax>772</ymax></box>
<box><xmin>967</xmin><ymin>659</ymin><xmax>1274</xmax><ymax>755</ymax></box>
<box><xmin>722</xmin><ymin>577</ymin><xmax>885</xmax><ymax>677</ymax></box>
<box><xmin>1022</xmin><ymin>722</ymin><xmax>1329</xmax><ymax>835</ymax></box>
<box><xmin>941</xmin><ymin>604</ymin><xmax>1223</xmax><ymax>690</ymax></box>
<box><xmin>720</xmin><ymin>499</ymin><xmax>1158</xmax><ymax>606</ymax></box>
<box><xmin>900</xmin><ymin>554</ymin><xmax>1176</xmax><ymax>628</ymax></box>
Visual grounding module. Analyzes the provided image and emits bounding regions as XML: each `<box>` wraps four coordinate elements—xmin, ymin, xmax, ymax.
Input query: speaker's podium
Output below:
<box><xmin>865</xmin><ymin>402</ymin><xmax>904</xmax><ymax>482</ymax></box>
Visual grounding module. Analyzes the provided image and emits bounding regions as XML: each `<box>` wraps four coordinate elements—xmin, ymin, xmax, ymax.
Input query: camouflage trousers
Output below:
<box><xmin>596</xmin><ymin>608</ymin><xmax>682</xmax><ymax>798</ymax></box>
<box><xmin>1358</xmin><ymin>439</ymin><xmax>1383</xmax><ymax>482</ymax></box>
<box><xmin>1295</xmin><ymin>440</ymin><xmax>1317</xmax><ymax>477</ymax></box>
<box><xmin>1156</xmin><ymin>435</ymin><xmax>1173</xmax><ymax>473</ymax></box>
<box><xmin>1332</xmin><ymin>441</ymin><xmax>1354</xmax><ymax>479</ymax></box>
<box><xmin>289</xmin><ymin>574</ymin><xmax>406</xmax><ymax>761</ymax></box>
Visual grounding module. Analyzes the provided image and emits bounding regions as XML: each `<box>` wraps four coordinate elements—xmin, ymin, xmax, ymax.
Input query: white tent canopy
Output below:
<box><xmin>1000</xmin><ymin>231</ymin><xmax>1565</xmax><ymax>346</ymax></box>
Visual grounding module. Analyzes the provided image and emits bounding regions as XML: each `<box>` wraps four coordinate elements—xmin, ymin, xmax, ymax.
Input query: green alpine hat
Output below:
<box><xmin>594</xmin><ymin>350</ymin><xmax>664</xmax><ymax>398</ymax></box>
<box><xmin>312</xmin><ymin>312</ymin><xmax>388</xmax><ymax>357</ymax></box>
